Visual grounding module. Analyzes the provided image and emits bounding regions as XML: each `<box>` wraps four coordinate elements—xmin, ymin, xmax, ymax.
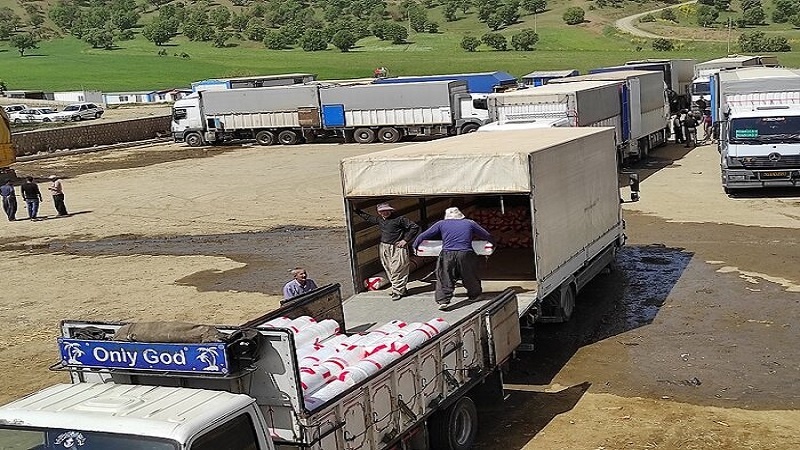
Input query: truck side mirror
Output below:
<box><xmin>629</xmin><ymin>173</ymin><xmax>640</xmax><ymax>202</ymax></box>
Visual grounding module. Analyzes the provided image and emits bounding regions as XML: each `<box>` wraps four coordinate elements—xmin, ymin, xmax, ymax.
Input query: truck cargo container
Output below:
<box><xmin>191</xmin><ymin>73</ymin><xmax>316</xmax><ymax>92</ymax></box>
<box><xmin>710</xmin><ymin>67</ymin><xmax>800</xmax><ymax>192</ymax></box>
<box><xmin>0</xmin><ymin>108</ymin><xmax>15</xmax><ymax>183</ymax></box>
<box><xmin>550</xmin><ymin>70</ymin><xmax>670</xmax><ymax>159</ymax></box>
<box><xmin>520</xmin><ymin>70</ymin><xmax>580</xmax><ymax>87</ymax></box>
<box><xmin>590</xmin><ymin>59</ymin><xmax>696</xmax><ymax>113</ymax></box>
<box><xmin>692</xmin><ymin>55</ymin><xmax>778</xmax><ymax>105</ymax></box>
<box><xmin>172</xmin><ymin>81</ymin><xmax>484</xmax><ymax>147</ymax></box>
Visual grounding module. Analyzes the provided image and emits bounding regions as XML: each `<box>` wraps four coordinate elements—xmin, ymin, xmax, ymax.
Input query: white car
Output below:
<box><xmin>9</xmin><ymin>108</ymin><xmax>61</xmax><ymax>124</ymax></box>
<box><xmin>3</xmin><ymin>104</ymin><xmax>29</xmax><ymax>114</ymax></box>
<box><xmin>53</xmin><ymin>102</ymin><xmax>104</xmax><ymax>121</ymax></box>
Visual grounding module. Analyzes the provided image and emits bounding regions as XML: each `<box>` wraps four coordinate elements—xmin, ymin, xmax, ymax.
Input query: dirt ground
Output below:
<box><xmin>2</xmin><ymin>138</ymin><xmax>799</xmax><ymax>449</ymax></box>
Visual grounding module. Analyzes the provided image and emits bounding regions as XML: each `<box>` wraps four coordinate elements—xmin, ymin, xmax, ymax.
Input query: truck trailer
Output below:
<box><xmin>550</xmin><ymin>70</ymin><xmax>670</xmax><ymax>160</ymax></box>
<box><xmin>171</xmin><ymin>81</ymin><xmax>484</xmax><ymax>147</ymax></box>
<box><xmin>711</xmin><ymin>67</ymin><xmax>800</xmax><ymax>192</ymax></box>
<box><xmin>590</xmin><ymin>59</ymin><xmax>696</xmax><ymax>114</ymax></box>
<box><xmin>692</xmin><ymin>55</ymin><xmax>778</xmax><ymax>105</ymax></box>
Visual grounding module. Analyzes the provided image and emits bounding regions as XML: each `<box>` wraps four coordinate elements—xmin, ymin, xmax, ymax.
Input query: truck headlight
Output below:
<box><xmin>725</xmin><ymin>157</ymin><xmax>744</xmax><ymax>168</ymax></box>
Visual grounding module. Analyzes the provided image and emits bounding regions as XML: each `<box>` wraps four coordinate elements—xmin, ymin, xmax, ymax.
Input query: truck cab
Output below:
<box><xmin>171</xmin><ymin>95</ymin><xmax>205</xmax><ymax>146</ymax></box>
<box><xmin>0</xmin><ymin>383</ymin><xmax>274</xmax><ymax>450</ymax></box>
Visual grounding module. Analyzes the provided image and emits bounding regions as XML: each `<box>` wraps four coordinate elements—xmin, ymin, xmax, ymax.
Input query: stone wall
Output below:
<box><xmin>12</xmin><ymin>115</ymin><xmax>172</xmax><ymax>156</ymax></box>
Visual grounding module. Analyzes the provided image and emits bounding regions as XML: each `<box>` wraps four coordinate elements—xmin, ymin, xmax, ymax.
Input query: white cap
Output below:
<box><xmin>444</xmin><ymin>207</ymin><xmax>465</xmax><ymax>220</ymax></box>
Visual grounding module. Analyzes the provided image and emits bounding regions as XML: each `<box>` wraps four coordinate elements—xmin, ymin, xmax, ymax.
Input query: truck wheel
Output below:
<box><xmin>460</xmin><ymin>123</ymin><xmax>480</xmax><ymax>134</ymax></box>
<box><xmin>278</xmin><ymin>130</ymin><xmax>299</xmax><ymax>145</ymax></box>
<box><xmin>185</xmin><ymin>132</ymin><xmax>204</xmax><ymax>147</ymax></box>
<box><xmin>428</xmin><ymin>396</ymin><xmax>477</xmax><ymax>450</ymax></box>
<box><xmin>255</xmin><ymin>130</ymin><xmax>275</xmax><ymax>146</ymax></box>
<box><xmin>378</xmin><ymin>127</ymin><xmax>401</xmax><ymax>143</ymax></box>
<box><xmin>353</xmin><ymin>128</ymin><xmax>376</xmax><ymax>144</ymax></box>
<box><xmin>559</xmin><ymin>284</ymin><xmax>576</xmax><ymax>322</ymax></box>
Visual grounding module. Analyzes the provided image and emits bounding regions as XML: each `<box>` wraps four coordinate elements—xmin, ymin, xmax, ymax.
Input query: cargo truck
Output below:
<box><xmin>692</xmin><ymin>55</ymin><xmax>778</xmax><ymax>105</ymax></box>
<box><xmin>481</xmin><ymin>80</ymin><xmax>627</xmax><ymax>161</ymax></box>
<box><xmin>549</xmin><ymin>70</ymin><xmax>670</xmax><ymax>160</ymax></box>
<box><xmin>0</xmin><ymin>128</ymin><xmax>635</xmax><ymax>450</ymax></box>
<box><xmin>710</xmin><ymin>67</ymin><xmax>800</xmax><ymax>192</ymax></box>
<box><xmin>171</xmin><ymin>80</ymin><xmax>484</xmax><ymax>147</ymax></box>
<box><xmin>0</xmin><ymin>108</ymin><xmax>15</xmax><ymax>183</ymax></box>
<box><xmin>590</xmin><ymin>59</ymin><xmax>696</xmax><ymax>114</ymax></box>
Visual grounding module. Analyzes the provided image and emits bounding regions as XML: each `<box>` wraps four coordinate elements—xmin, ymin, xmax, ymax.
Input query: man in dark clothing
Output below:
<box><xmin>695</xmin><ymin>96</ymin><xmax>708</xmax><ymax>113</ymax></box>
<box><xmin>683</xmin><ymin>110</ymin><xmax>698</xmax><ymax>149</ymax></box>
<box><xmin>412</xmin><ymin>207</ymin><xmax>493</xmax><ymax>310</ymax></box>
<box><xmin>20</xmin><ymin>176</ymin><xmax>42</xmax><ymax>220</ymax></box>
<box><xmin>0</xmin><ymin>180</ymin><xmax>17</xmax><ymax>221</ymax></box>
<box><xmin>355</xmin><ymin>203</ymin><xmax>419</xmax><ymax>300</ymax></box>
<box><xmin>672</xmin><ymin>114</ymin><xmax>684</xmax><ymax>144</ymax></box>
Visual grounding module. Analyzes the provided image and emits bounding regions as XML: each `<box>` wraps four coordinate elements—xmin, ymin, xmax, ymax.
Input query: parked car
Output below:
<box><xmin>53</xmin><ymin>102</ymin><xmax>104</xmax><ymax>121</ymax></box>
<box><xmin>2</xmin><ymin>104</ymin><xmax>29</xmax><ymax>114</ymax></box>
<box><xmin>9</xmin><ymin>108</ymin><xmax>61</xmax><ymax>124</ymax></box>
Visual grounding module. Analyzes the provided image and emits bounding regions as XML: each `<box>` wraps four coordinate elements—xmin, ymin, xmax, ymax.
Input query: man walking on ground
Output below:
<box><xmin>355</xmin><ymin>203</ymin><xmax>419</xmax><ymax>300</ymax></box>
<box><xmin>413</xmin><ymin>207</ymin><xmax>494</xmax><ymax>310</ymax></box>
<box><xmin>20</xmin><ymin>176</ymin><xmax>42</xmax><ymax>220</ymax></box>
<box><xmin>0</xmin><ymin>180</ymin><xmax>17</xmax><ymax>221</ymax></box>
<box><xmin>282</xmin><ymin>267</ymin><xmax>318</xmax><ymax>301</ymax></box>
<box><xmin>48</xmin><ymin>175</ymin><xmax>68</xmax><ymax>216</ymax></box>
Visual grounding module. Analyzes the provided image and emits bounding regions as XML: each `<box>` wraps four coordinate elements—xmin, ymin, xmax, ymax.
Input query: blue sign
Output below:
<box><xmin>58</xmin><ymin>338</ymin><xmax>230</xmax><ymax>375</ymax></box>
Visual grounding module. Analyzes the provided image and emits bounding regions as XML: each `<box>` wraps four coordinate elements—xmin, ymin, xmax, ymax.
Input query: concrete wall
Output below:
<box><xmin>12</xmin><ymin>115</ymin><xmax>172</xmax><ymax>156</ymax></box>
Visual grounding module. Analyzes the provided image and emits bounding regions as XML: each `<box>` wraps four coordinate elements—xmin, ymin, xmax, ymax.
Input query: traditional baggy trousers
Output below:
<box><xmin>380</xmin><ymin>242</ymin><xmax>410</xmax><ymax>296</ymax></box>
<box><xmin>435</xmin><ymin>250</ymin><xmax>481</xmax><ymax>304</ymax></box>
<box><xmin>2</xmin><ymin>195</ymin><xmax>16</xmax><ymax>221</ymax></box>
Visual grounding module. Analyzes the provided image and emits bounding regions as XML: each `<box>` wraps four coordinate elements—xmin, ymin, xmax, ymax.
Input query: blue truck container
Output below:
<box><xmin>373</xmin><ymin>71</ymin><xmax>517</xmax><ymax>94</ymax></box>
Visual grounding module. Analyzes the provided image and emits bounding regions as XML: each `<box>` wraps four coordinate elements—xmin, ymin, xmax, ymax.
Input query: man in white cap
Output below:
<box><xmin>413</xmin><ymin>207</ymin><xmax>493</xmax><ymax>310</ymax></box>
<box><xmin>47</xmin><ymin>175</ymin><xmax>68</xmax><ymax>216</ymax></box>
<box><xmin>354</xmin><ymin>202</ymin><xmax>419</xmax><ymax>300</ymax></box>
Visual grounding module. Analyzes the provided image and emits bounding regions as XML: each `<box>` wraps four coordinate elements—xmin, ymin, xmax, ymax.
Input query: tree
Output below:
<box><xmin>714</xmin><ymin>0</ymin><xmax>731</xmax><ymax>10</ymax></box>
<box><xmin>460</xmin><ymin>35</ymin><xmax>480</xmax><ymax>51</ymax></box>
<box><xmin>263</xmin><ymin>30</ymin><xmax>288</xmax><ymax>49</ymax></box>
<box><xmin>696</xmin><ymin>5</ymin><xmax>718</xmax><ymax>27</ymax></box>
<box><xmin>231</xmin><ymin>12</ymin><xmax>249</xmax><ymax>32</ymax></box>
<box><xmin>210</xmin><ymin>6</ymin><xmax>231</xmax><ymax>29</ymax></box>
<box><xmin>109</xmin><ymin>0</ymin><xmax>140</xmax><ymax>32</ymax></box>
<box><xmin>245</xmin><ymin>19</ymin><xmax>268</xmax><ymax>41</ymax></box>
<box><xmin>639</xmin><ymin>13</ymin><xmax>655</xmax><ymax>23</ymax></box>
<box><xmin>299</xmin><ymin>29</ymin><xmax>328</xmax><ymax>51</ymax></box>
<box><xmin>49</xmin><ymin>1</ymin><xmax>82</xmax><ymax>33</ymax></box>
<box><xmin>772</xmin><ymin>0</ymin><xmax>798</xmax><ymax>23</ymax></box>
<box><xmin>384</xmin><ymin>22</ymin><xmax>408</xmax><ymax>43</ymax></box>
<box><xmin>562</xmin><ymin>7</ymin><xmax>585</xmax><ymax>25</ymax></box>
<box><xmin>84</xmin><ymin>27</ymin><xmax>115</xmax><ymax>49</ymax></box>
<box><xmin>212</xmin><ymin>30</ymin><xmax>230</xmax><ymax>47</ymax></box>
<box><xmin>791</xmin><ymin>14</ymin><xmax>800</xmax><ymax>28</ymax></box>
<box><xmin>10</xmin><ymin>33</ymin><xmax>39</xmax><ymax>56</ymax></box>
<box><xmin>142</xmin><ymin>19</ymin><xmax>174</xmax><ymax>45</ymax></box>
<box><xmin>740</xmin><ymin>0</ymin><xmax>761</xmax><ymax>11</ymax></box>
<box><xmin>331</xmin><ymin>30</ymin><xmax>356</xmax><ymax>51</ymax></box>
<box><xmin>443</xmin><ymin>1</ymin><xmax>458</xmax><ymax>21</ymax></box>
<box><xmin>481</xmin><ymin>32</ymin><xmax>507</xmax><ymax>50</ymax></box>
<box><xmin>521</xmin><ymin>0</ymin><xmax>546</xmax><ymax>13</ymax></box>
<box><xmin>510</xmin><ymin>28</ymin><xmax>538</xmax><ymax>50</ymax></box>
<box><xmin>660</xmin><ymin>8</ymin><xmax>677</xmax><ymax>22</ymax></box>
<box><xmin>741</xmin><ymin>6</ymin><xmax>765</xmax><ymax>25</ymax></box>
<box><xmin>738</xmin><ymin>30</ymin><xmax>792</xmax><ymax>52</ymax></box>
<box><xmin>652</xmin><ymin>37</ymin><xmax>674</xmax><ymax>51</ymax></box>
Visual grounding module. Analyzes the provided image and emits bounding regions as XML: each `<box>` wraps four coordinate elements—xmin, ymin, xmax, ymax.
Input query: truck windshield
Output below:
<box><xmin>0</xmin><ymin>426</ymin><xmax>179</xmax><ymax>450</ymax></box>
<box><xmin>692</xmin><ymin>81</ymin><xmax>710</xmax><ymax>96</ymax></box>
<box><xmin>729</xmin><ymin>116</ymin><xmax>800</xmax><ymax>143</ymax></box>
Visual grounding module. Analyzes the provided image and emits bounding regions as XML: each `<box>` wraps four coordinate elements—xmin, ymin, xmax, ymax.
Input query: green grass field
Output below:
<box><xmin>0</xmin><ymin>0</ymin><xmax>798</xmax><ymax>91</ymax></box>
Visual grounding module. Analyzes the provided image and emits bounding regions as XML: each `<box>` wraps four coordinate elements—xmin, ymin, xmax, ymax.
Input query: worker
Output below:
<box><xmin>48</xmin><ymin>175</ymin><xmax>68</xmax><ymax>216</ymax></box>
<box><xmin>20</xmin><ymin>176</ymin><xmax>42</xmax><ymax>221</ymax></box>
<box><xmin>282</xmin><ymin>267</ymin><xmax>318</xmax><ymax>301</ymax></box>
<box><xmin>413</xmin><ymin>207</ymin><xmax>493</xmax><ymax>310</ymax></box>
<box><xmin>354</xmin><ymin>203</ymin><xmax>419</xmax><ymax>300</ymax></box>
<box><xmin>0</xmin><ymin>180</ymin><xmax>17</xmax><ymax>221</ymax></box>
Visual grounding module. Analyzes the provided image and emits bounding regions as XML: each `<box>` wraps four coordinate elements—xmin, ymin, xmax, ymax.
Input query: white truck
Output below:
<box><xmin>711</xmin><ymin>67</ymin><xmax>800</xmax><ymax>192</ymax></box>
<box><xmin>591</xmin><ymin>59</ymin><xmax>696</xmax><ymax>114</ymax></box>
<box><xmin>549</xmin><ymin>70</ymin><xmax>670</xmax><ymax>160</ymax></box>
<box><xmin>171</xmin><ymin>81</ymin><xmax>485</xmax><ymax>147</ymax></box>
<box><xmin>692</xmin><ymin>55</ymin><xmax>779</xmax><ymax>106</ymax></box>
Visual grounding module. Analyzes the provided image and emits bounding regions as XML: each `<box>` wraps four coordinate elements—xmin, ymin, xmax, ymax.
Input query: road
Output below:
<box><xmin>615</xmin><ymin>1</ymin><xmax>698</xmax><ymax>39</ymax></box>
<box><xmin>1</xmin><ymin>138</ymin><xmax>799</xmax><ymax>448</ymax></box>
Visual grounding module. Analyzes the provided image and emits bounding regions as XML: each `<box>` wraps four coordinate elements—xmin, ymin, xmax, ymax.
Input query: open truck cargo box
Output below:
<box><xmin>341</xmin><ymin>128</ymin><xmax>622</xmax><ymax>316</ymax></box>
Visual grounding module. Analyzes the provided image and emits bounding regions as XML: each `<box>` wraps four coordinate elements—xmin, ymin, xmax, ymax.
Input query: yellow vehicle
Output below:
<box><xmin>0</xmin><ymin>108</ymin><xmax>15</xmax><ymax>182</ymax></box>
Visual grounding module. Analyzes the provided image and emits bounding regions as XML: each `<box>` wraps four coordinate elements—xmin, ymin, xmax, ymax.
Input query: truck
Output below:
<box><xmin>191</xmin><ymin>73</ymin><xmax>317</xmax><ymax>92</ymax></box>
<box><xmin>0</xmin><ymin>108</ymin><xmax>15</xmax><ymax>183</ymax></box>
<box><xmin>172</xmin><ymin>81</ymin><xmax>485</xmax><ymax>147</ymax></box>
<box><xmin>692</xmin><ymin>55</ymin><xmax>779</xmax><ymax>106</ymax></box>
<box><xmin>481</xmin><ymin>80</ymin><xmax>626</xmax><ymax>160</ymax></box>
<box><xmin>0</xmin><ymin>128</ymin><xmax>634</xmax><ymax>450</ymax></box>
<box><xmin>549</xmin><ymin>70</ymin><xmax>671</xmax><ymax>160</ymax></box>
<box><xmin>590</xmin><ymin>59</ymin><xmax>696</xmax><ymax>114</ymax></box>
<box><xmin>711</xmin><ymin>67</ymin><xmax>800</xmax><ymax>192</ymax></box>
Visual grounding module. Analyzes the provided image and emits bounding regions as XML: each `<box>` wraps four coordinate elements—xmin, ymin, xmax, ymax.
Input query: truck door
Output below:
<box><xmin>189</xmin><ymin>410</ymin><xmax>274</xmax><ymax>450</ymax></box>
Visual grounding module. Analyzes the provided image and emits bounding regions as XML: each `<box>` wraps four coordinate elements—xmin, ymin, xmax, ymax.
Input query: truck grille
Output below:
<box><xmin>740</xmin><ymin>155</ymin><xmax>800</xmax><ymax>169</ymax></box>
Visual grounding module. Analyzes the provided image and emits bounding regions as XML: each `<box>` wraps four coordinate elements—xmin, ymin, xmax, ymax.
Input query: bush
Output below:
<box><xmin>510</xmin><ymin>28</ymin><xmax>538</xmax><ymax>50</ymax></box>
<box><xmin>563</xmin><ymin>7</ymin><xmax>585</xmax><ymax>25</ymax></box>
<box><xmin>696</xmin><ymin>5</ymin><xmax>719</xmax><ymax>27</ymax></box>
<box><xmin>639</xmin><ymin>13</ymin><xmax>655</xmax><ymax>23</ymax></box>
<box><xmin>263</xmin><ymin>30</ymin><xmax>288</xmax><ymax>49</ymax></box>
<box><xmin>792</xmin><ymin>14</ymin><xmax>800</xmax><ymax>28</ymax></box>
<box><xmin>660</xmin><ymin>8</ymin><xmax>677</xmax><ymax>22</ymax></box>
<box><xmin>739</xmin><ymin>30</ymin><xmax>792</xmax><ymax>52</ymax></box>
<box><xmin>460</xmin><ymin>35</ymin><xmax>480</xmax><ymax>51</ymax></box>
<box><xmin>741</xmin><ymin>6</ymin><xmax>765</xmax><ymax>25</ymax></box>
<box><xmin>299</xmin><ymin>29</ymin><xmax>328</xmax><ymax>51</ymax></box>
<box><xmin>481</xmin><ymin>32</ymin><xmax>508</xmax><ymax>50</ymax></box>
<box><xmin>652</xmin><ymin>38</ymin><xmax>674</xmax><ymax>51</ymax></box>
<box><xmin>331</xmin><ymin>30</ymin><xmax>356</xmax><ymax>52</ymax></box>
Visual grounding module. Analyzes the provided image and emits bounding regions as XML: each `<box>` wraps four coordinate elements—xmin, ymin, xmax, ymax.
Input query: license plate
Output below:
<box><xmin>761</xmin><ymin>171</ymin><xmax>788</xmax><ymax>178</ymax></box>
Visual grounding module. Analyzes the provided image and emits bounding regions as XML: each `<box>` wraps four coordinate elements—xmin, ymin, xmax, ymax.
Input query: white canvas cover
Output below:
<box><xmin>341</xmin><ymin>127</ymin><xmax>614</xmax><ymax>197</ymax></box>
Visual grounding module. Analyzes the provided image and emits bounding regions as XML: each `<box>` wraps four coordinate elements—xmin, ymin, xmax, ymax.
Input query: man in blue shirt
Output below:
<box><xmin>282</xmin><ymin>267</ymin><xmax>318</xmax><ymax>301</ymax></box>
<box><xmin>0</xmin><ymin>180</ymin><xmax>17</xmax><ymax>221</ymax></box>
<box><xmin>413</xmin><ymin>207</ymin><xmax>493</xmax><ymax>310</ymax></box>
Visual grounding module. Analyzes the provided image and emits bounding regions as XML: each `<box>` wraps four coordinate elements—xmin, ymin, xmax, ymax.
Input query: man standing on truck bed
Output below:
<box><xmin>413</xmin><ymin>207</ymin><xmax>494</xmax><ymax>310</ymax></box>
<box><xmin>355</xmin><ymin>203</ymin><xmax>419</xmax><ymax>300</ymax></box>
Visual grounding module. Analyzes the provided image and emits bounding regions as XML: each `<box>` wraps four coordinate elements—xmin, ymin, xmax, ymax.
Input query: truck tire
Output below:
<box><xmin>558</xmin><ymin>284</ymin><xmax>576</xmax><ymax>322</ymax></box>
<box><xmin>460</xmin><ymin>123</ymin><xmax>480</xmax><ymax>134</ymax></box>
<box><xmin>428</xmin><ymin>396</ymin><xmax>478</xmax><ymax>450</ymax></box>
<box><xmin>353</xmin><ymin>128</ymin><xmax>376</xmax><ymax>144</ymax></box>
<box><xmin>185</xmin><ymin>132</ymin><xmax>204</xmax><ymax>147</ymax></box>
<box><xmin>255</xmin><ymin>130</ymin><xmax>275</xmax><ymax>146</ymax></box>
<box><xmin>377</xmin><ymin>127</ymin><xmax>401</xmax><ymax>143</ymax></box>
<box><xmin>278</xmin><ymin>130</ymin><xmax>299</xmax><ymax>145</ymax></box>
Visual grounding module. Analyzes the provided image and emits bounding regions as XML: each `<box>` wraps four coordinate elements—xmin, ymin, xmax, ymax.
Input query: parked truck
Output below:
<box><xmin>549</xmin><ymin>70</ymin><xmax>670</xmax><ymax>159</ymax></box>
<box><xmin>171</xmin><ymin>80</ymin><xmax>484</xmax><ymax>147</ymax></box>
<box><xmin>0</xmin><ymin>128</ymin><xmax>634</xmax><ymax>450</ymax></box>
<box><xmin>590</xmin><ymin>59</ymin><xmax>696</xmax><ymax>114</ymax></box>
<box><xmin>0</xmin><ymin>108</ymin><xmax>15</xmax><ymax>183</ymax></box>
<box><xmin>711</xmin><ymin>67</ymin><xmax>800</xmax><ymax>192</ymax></box>
<box><xmin>692</xmin><ymin>55</ymin><xmax>779</xmax><ymax>105</ymax></box>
